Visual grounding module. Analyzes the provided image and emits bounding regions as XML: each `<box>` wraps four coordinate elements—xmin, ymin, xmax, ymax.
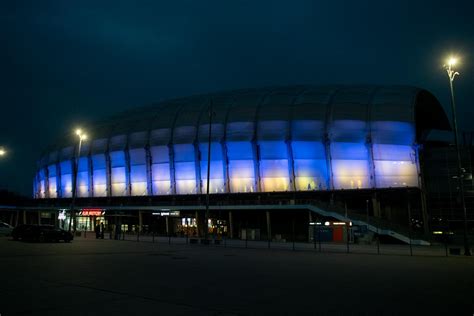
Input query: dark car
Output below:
<box><xmin>11</xmin><ymin>224</ymin><xmax>34</xmax><ymax>241</ymax></box>
<box><xmin>22</xmin><ymin>225</ymin><xmax>73</xmax><ymax>243</ymax></box>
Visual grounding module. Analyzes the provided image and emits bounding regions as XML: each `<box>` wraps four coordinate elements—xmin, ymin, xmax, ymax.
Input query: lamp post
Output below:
<box><xmin>444</xmin><ymin>56</ymin><xmax>471</xmax><ymax>256</ymax></box>
<box><xmin>204</xmin><ymin>100</ymin><xmax>213</xmax><ymax>242</ymax></box>
<box><xmin>68</xmin><ymin>129</ymin><xmax>87</xmax><ymax>232</ymax></box>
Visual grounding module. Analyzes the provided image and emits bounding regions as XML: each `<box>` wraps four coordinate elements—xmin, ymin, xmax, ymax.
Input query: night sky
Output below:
<box><xmin>1</xmin><ymin>0</ymin><xmax>473</xmax><ymax>196</ymax></box>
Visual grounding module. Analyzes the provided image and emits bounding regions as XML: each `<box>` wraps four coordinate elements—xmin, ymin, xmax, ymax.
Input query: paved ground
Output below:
<box><xmin>1</xmin><ymin>237</ymin><xmax>473</xmax><ymax>315</ymax></box>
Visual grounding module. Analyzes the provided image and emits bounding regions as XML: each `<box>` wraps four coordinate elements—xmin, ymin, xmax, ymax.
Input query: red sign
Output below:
<box><xmin>81</xmin><ymin>209</ymin><xmax>104</xmax><ymax>216</ymax></box>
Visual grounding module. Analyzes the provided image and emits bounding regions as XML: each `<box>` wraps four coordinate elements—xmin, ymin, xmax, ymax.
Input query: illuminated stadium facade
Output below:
<box><xmin>34</xmin><ymin>85</ymin><xmax>449</xmax><ymax>198</ymax></box>
<box><xmin>28</xmin><ymin>85</ymin><xmax>452</xmax><ymax>243</ymax></box>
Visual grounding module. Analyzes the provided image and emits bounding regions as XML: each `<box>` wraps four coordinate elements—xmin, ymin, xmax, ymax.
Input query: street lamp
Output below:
<box><xmin>204</xmin><ymin>100</ymin><xmax>213</xmax><ymax>242</ymax></box>
<box><xmin>68</xmin><ymin>129</ymin><xmax>87</xmax><ymax>232</ymax></box>
<box><xmin>0</xmin><ymin>147</ymin><xmax>6</xmax><ymax>156</ymax></box>
<box><xmin>444</xmin><ymin>56</ymin><xmax>471</xmax><ymax>256</ymax></box>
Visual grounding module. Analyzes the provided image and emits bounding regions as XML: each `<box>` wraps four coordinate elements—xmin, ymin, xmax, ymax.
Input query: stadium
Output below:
<box><xmin>24</xmin><ymin>85</ymin><xmax>462</xmax><ymax>243</ymax></box>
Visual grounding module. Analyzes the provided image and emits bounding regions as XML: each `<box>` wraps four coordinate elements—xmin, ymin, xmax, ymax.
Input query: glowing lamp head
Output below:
<box><xmin>0</xmin><ymin>148</ymin><xmax>5</xmax><ymax>156</ymax></box>
<box><xmin>446</xmin><ymin>56</ymin><xmax>458</xmax><ymax>67</ymax></box>
<box><xmin>75</xmin><ymin>129</ymin><xmax>82</xmax><ymax>136</ymax></box>
<box><xmin>81</xmin><ymin>134</ymin><xmax>87</xmax><ymax>140</ymax></box>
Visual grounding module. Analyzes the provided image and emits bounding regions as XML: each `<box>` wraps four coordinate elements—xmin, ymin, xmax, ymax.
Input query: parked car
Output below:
<box><xmin>11</xmin><ymin>224</ymin><xmax>34</xmax><ymax>240</ymax></box>
<box><xmin>0</xmin><ymin>222</ymin><xmax>13</xmax><ymax>236</ymax></box>
<box><xmin>22</xmin><ymin>225</ymin><xmax>73</xmax><ymax>243</ymax></box>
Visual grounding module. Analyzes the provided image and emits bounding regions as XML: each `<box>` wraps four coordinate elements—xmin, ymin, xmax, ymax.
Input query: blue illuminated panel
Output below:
<box><xmin>38</xmin><ymin>169</ymin><xmax>46</xmax><ymax>198</ymax></box>
<box><xmin>47</xmin><ymin>164</ymin><xmax>57</xmax><ymax>198</ymax></box>
<box><xmin>331</xmin><ymin>142</ymin><xmax>370</xmax><ymax>189</ymax></box>
<box><xmin>129</xmin><ymin>148</ymin><xmax>148</xmax><ymax>196</ymax></box>
<box><xmin>174</xmin><ymin>143</ymin><xmax>197</xmax><ymax>194</ymax></box>
<box><xmin>77</xmin><ymin>157</ymin><xmax>90</xmax><ymax>197</ymax></box>
<box><xmin>150</xmin><ymin>145</ymin><xmax>171</xmax><ymax>195</ymax></box>
<box><xmin>258</xmin><ymin>141</ymin><xmax>290</xmax><ymax>192</ymax></box>
<box><xmin>227</xmin><ymin>141</ymin><xmax>255</xmax><ymax>193</ymax></box>
<box><xmin>292</xmin><ymin>141</ymin><xmax>328</xmax><ymax>190</ymax></box>
<box><xmin>91</xmin><ymin>154</ymin><xmax>107</xmax><ymax>197</ymax></box>
<box><xmin>110</xmin><ymin>151</ymin><xmax>127</xmax><ymax>196</ymax></box>
<box><xmin>373</xmin><ymin>144</ymin><xmax>418</xmax><ymax>187</ymax></box>
<box><xmin>199</xmin><ymin>142</ymin><xmax>225</xmax><ymax>193</ymax></box>
<box><xmin>371</xmin><ymin>121</ymin><xmax>417</xmax><ymax>188</ymax></box>
<box><xmin>60</xmin><ymin>160</ymin><xmax>72</xmax><ymax>198</ymax></box>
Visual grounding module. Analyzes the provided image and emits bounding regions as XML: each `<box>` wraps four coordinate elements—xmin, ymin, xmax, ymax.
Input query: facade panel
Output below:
<box><xmin>60</xmin><ymin>160</ymin><xmax>73</xmax><ymax>198</ymax></box>
<box><xmin>150</xmin><ymin>145</ymin><xmax>171</xmax><ymax>195</ymax></box>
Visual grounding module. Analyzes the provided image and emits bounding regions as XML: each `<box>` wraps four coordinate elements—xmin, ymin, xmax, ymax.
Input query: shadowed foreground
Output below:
<box><xmin>1</xmin><ymin>237</ymin><xmax>473</xmax><ymax>315</ymax></box>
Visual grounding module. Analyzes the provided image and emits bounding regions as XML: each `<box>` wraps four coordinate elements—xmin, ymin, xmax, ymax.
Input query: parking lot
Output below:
<box><xmin>1</xmin><ymin>236</ymin><xmax>473</xmax><ymax>315</ymax></box>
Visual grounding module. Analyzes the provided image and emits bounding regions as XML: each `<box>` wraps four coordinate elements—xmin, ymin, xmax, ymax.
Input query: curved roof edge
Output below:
<box><xmin>38</xmin><ymin>84</ymin><xmax>451</xmax><ymax>166</ymax></box>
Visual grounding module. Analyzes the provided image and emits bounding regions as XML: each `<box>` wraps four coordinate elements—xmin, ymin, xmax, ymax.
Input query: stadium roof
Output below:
<box><xmin>42</xmin><ymin>84</ymin><xmax>450</xmax><ymax>163</ymax></box>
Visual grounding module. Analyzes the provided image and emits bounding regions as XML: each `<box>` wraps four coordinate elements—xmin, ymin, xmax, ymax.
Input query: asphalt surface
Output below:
<box><xmin>0</xmin><ymin>236</ymin><xmax>473</xmax><ymax>315</ymax></box>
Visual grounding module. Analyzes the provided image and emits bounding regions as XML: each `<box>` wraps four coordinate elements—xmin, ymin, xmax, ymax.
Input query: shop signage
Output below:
<box><xmin>152</xmin><ymin>211</ymin><xmax>180</xmax><ymax>217</ymax></box>
<box><xmin>40</xmin><ymin>212</ymin><xmax>51</xmax><ymax>218</ymax></box>
<box><xmin>81</xmin><ymin>208</ymin><xmax>105</xmax><ymax>216</ymax></box>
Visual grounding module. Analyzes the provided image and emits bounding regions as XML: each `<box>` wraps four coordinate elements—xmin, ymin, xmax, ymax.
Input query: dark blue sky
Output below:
<box><xmin>1</xmin><ymin>0</ymin><xmax>473</xmax><ymax>195</ymax></box>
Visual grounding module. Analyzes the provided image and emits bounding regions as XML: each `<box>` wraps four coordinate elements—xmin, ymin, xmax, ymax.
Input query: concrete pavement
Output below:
<box><xmin>1</xmin><ymin>236</ymin><xmax>473</xmax><ymax>315</ymax></box>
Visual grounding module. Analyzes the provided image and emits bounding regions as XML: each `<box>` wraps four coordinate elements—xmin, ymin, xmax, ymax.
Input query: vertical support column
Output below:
<box><xmin>124</xmin><ymin>145</ymin><xmax>132</xmax><ymax>197</ymax></box>
<box><xmin>56</xmin><ymin>162</ymin><xmax>62</xmax><ymax>198</ymax></box>
<box><xmin>286</xmin><ymin>89</ymin><xmax>305</xmax><ymax>192</ymax></box>
<box><xmin>228</xmin><ymin>210</ymin><xmax>233</xmax><ymax>239</ymax></box>
<box><xmin>221</xmin><ymin>140</ymin><xmax>230</xmax><ymax>193</ymax></box>
<box><xmin>323</xmin><ymin>89</ymin><xmax>340</xmax><ymax>191</ymax></box>
<box><xmin>366</xmin><ymin>136</ymin><xmax>377</xmax><ymax>189</ymax></box>
<box><xmin>105</xmin><ymin>149</ymin><xmax>112</xmax><ymax>197</ymax></box>
<box><xmin>88</xmin><ymin>153</ymin><xmax>94</xmax><ymax>198</ymax></box>
<box><xmin>252</xmin><ymin>140</ymin><xmax>261</xmax><ymax>193</ymax></box>
<box><xmin>371</xmin><ymin>192</ymin><xmax>381</xmax><ymax>218</ymax></box>
<box><xmin>195</xmin><ymin>210</ymin><xmax>203</xmax><ymax>237</ymax></box>
<box><xmin>168</xmin><ymin>144</ymin><xmax>177</xmax><ymax>195</ymax></box>
<box><xmin>165</xmin><ymin>216</ymin><xmax>169</xmax><ymax>235</ymax></box>
<box><xmin>15</xmin><ymin>210</ymin><xmax>19</xmax><ymax>226</ymax></box>
<box><xmin>145</xmin><ymin>142</ymin><xmax>153</xmax><ymax>196</ymax></box>
<box><xmin>366</xmin><ymin>87</ymin><xmax>379</xmax><ymax>189</ymax></box>
<box><xmin>323</xmin><ymin>134</ymin><xmax>334</xmax><ymax>190</ymax></box>
<box><xmin>252</xmin><ymin>93</ymin><xmax>268</xmax><ymax>193</ymax></box>
<box><xmin>286</xmin><ymin>139</ymin><xmax>296</xmax><ymax>191</ymax></box>
<box><xmin>44</xmin><ymin>167</ymin><xmax>50</xmax><ymax>199</ymax></box>
<box><xmin>37</xmin><ymin>211</ymin><xmax>41</xmax><ymax>225</ymax></box>
<box><xmin>266</xmin><ymin>211</ymin><xmax>271</xmax><ymax>241</ymax></box>
<box><xmin>23</xmin><ymin>211</ymin><xmax>27</xmax><ymax>224</ymax></box>
<box><xmin>194</xmin><ymin>141</ymin><xmax>202</xmax><ymax>194</ymax></box>
<box><xmin>138</xmin><ymin>211</ymin><xmax>143</xmax><ymax>232</ymax></box>
<box><xmin>222</xmin><ymin>99</ymin><xmax>233</xmax><ymax>194</ymax></box>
